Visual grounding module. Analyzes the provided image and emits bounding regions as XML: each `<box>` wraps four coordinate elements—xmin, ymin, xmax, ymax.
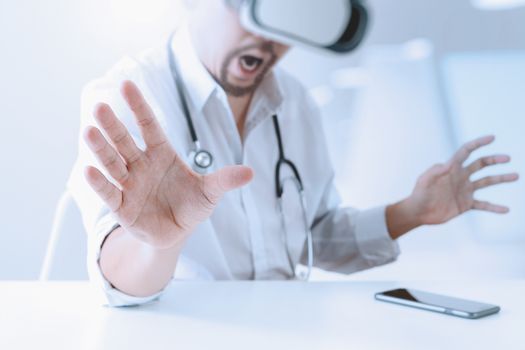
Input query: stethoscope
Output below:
<box><xmin>167</xmin><ymin>37</ymin><xmax>313</xmax><ymax>280</ymax></box>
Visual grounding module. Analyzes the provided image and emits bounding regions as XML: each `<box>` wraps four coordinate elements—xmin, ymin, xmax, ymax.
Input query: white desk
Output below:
<box><xmin>1</xmin><ymin>281</ymin><xmax>523</xmax><ymax>350</ymax></box>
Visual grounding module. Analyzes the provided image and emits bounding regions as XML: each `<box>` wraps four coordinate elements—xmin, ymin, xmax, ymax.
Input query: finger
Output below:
<box><xmin>466</xmin><ymin>154</ymin><xmax>511</xmax><ymax>175</ymax></box>
<box><xmin>84</xmin><ymin>126</ymin><xmax>129</xmax><ymax>183</ymax></box>
<box><xmin>452</xmin><ymin>135</ymin><xmax>495</xmax><ymax>165</ymax></box>
<box><xmin>121</xmin><ymin>80</ymin><xmax>168</xmax><ymax>148</ymax></box>
<box><xmin>204</xmin><ymin>165</ymin><xmax>254</xmax><ymax>201</ymax></box>
<box><xmin>473</xmin><ymin>173</ymin><xmax>520</xmax><ymax>190</ymax></box>
<box><xmin>84</xmin><ymin>166</ymin><xmax>123</xmax><ymax>212</ymax></box>
<box><xmin>472</xmin><ymin>200</ymin><xmax>509</xmax><ymax>214</ymax></box>
<box><xmin>93</xmin><ymin>103</ymin><xmax>143</xmax><ymax>165</ymax></box>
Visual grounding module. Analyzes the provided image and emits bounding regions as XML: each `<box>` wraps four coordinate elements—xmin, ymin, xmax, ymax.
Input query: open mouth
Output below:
<box><xmin>222</xmin><ymin>43</ymin><xmax>278</xmax><ymax>90</ymax></box>
<box><xmin>239</xmin><ymin>54</ymin><xmax>264</xmax><ymax>73</ymax></box>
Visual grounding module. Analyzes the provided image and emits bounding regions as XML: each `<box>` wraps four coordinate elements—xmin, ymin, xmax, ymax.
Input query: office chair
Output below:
<box><xmin>39</xmin><ymin>191</ymin><xmax>88</xmax><ymax>280</ymax></box>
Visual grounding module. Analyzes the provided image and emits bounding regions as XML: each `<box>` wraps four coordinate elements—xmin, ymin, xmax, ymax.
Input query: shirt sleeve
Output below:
<box><xmin>307</xmin><ymin>180</ymin><xmax>401</xmax><ymax>274</ymax></box>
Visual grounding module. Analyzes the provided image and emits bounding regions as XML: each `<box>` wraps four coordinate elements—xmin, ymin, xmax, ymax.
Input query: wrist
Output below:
<box><xmin>386</xmin><ymin>197</ymin><xmax>423</xmax><ymax>240</ymax></box>
<box><xmin>107</xmin><ymin>226</ymin><xmax>185</xmax><ymax>254</ymax></box>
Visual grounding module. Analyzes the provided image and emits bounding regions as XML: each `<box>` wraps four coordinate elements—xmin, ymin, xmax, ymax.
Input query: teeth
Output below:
<box><xmin>240</xmin><ymin>55</ymin><xmax>263</xmax><ymax>72</ymax></box>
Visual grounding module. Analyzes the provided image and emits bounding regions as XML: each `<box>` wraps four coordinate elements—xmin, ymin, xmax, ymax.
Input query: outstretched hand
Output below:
<box><xmin>84</xmin><ymin>81</ymin><xmax>253</xmax><ymax>249</ymax></box>
<box><xmin>408</xmin><ymin>135</ymin><xmax>519</xmax><ymax>226</ymax></box>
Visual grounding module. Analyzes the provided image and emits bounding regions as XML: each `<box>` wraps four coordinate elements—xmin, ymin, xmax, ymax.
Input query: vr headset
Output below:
<box><xmin>238</xmin><ymin>0</ymin><xmax>369</xmax><ymax>54</ymax></box>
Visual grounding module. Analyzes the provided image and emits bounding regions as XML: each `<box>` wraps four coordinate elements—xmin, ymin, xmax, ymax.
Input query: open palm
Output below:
<box><xmin>410</xmin><ymin>136</ymin><xmax>519</xmax><ymax>225</ymax></box>
<box><xmin>84</xmin><ymin>81</ymin><xmax>253</xmax><ymax>249</ymax></box>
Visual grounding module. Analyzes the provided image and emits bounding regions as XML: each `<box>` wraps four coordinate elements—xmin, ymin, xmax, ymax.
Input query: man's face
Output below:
<box><xmin>192</xmin><ymin>0</ymin><xmax>290</xmax><ymax>97</ymax></box>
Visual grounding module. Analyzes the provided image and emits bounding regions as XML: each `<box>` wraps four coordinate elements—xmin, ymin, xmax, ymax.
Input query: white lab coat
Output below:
<box><xmin>67</xmin><ymin>25</ymin><xmax>400</xmax><ymax>306</ymax></box>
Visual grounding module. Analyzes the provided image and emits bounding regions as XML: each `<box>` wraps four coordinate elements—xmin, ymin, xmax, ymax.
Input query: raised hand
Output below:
<box><xmin>84</xmin><ymin>81</ymin><xmax>253</xmax><ymax>249</ymax></box>
<box><xmin>408</xmin><ymin>135</ymin><xmax>519</xmax><ymax>225</ymax></box>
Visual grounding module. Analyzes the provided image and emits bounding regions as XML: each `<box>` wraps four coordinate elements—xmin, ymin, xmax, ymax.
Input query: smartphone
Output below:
<box><xmin>375</xmin><ymin>288</ymin><xmax>500</xmax><ymax>319</ymax></box>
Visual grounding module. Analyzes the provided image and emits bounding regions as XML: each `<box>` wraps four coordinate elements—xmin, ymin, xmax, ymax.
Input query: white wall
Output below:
<box><xmin>442</xmin><ymin>52</ymin><xmax>525</xmax><ymax>244</ymax></box>
<box><xmin>0</xmin><ymin>0</ymin><xmax>186</xmax><ymax>279</ymax></box>
<box><xmin>0</xmin><ymin>0</ymin><xmax>523</xmax><ymax>279</ymax></box>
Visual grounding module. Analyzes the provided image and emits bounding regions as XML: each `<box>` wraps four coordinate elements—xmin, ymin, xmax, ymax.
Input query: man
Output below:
<box><xmin>68</xmin><ymin>0</ymin><xmax>519</xmax><ymax>306</ymax></box>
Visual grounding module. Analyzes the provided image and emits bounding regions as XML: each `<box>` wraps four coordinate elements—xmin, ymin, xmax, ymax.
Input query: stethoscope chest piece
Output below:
<box><xmin>189</xmin><ymin>147</ymin><xmax>213</xmax><ymax>174</ymax></box>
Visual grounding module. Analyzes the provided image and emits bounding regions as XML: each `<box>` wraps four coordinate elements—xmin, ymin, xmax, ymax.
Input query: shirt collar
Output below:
<box><xmin>170</xmin><ymin>24</ymin><xmax>217</xmax><ymax>113</ymax></box>
<box><xmin>255</xmin><ymin>70</ymin><xmax>284</xmax><ymax>114</ymax></box>
<box><xmin>244</xmin><ymin>71</ymin><xmax>284</xmax><ymax>134</ymax></box>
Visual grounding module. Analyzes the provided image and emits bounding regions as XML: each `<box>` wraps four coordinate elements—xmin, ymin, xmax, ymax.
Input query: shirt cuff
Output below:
<box><xmin>87</xmin><ymin>213</ymin><xmax>165</xmax><ymax>307</ymax></box>
<box><xmin>354</xmin><ymin>205</ymin><xmax>401</xmax><ymax>266</ymax></box>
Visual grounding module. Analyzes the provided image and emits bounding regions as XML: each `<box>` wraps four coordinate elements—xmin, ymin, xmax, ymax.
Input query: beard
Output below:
<box><xmin>213</xmin><ymin>42</ymin><xmax>278</xmax><ymax>98</ymax></box>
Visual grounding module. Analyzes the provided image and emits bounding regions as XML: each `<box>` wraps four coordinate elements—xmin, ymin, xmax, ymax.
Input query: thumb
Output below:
<box><xmin>204</xmin><ymin>165</ymin><xmax>254</xmax><ymax>200</ymax></box>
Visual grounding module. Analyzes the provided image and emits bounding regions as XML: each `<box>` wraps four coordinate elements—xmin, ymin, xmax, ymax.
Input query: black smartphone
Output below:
<box><xmin>375</xmin><ymin>288</ymin><xmax>500</xmax><ymax>319</ymax></box>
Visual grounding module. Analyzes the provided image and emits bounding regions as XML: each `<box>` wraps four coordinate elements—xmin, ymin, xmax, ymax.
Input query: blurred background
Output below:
<box><xmin>0</xmin><ymin>0</ymin><xmax>523</xmax><ymax>280</ymax></box>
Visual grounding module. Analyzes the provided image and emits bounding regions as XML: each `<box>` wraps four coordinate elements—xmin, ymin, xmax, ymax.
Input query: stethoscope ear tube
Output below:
<box><xmin>168</xmin><ymin>34</ymin><xmax>214</xmax><ymax>173</ymax></box>
<box><xmin>273</xmin><ymin>115</ymin><xmax>304</xmax><ymax>198</ymax></box>
<box><xmin>277</xmin><ymin>179</ymin><xmax>313</xmax><ymax>281</ymax></box>
<box><xmin>300</xmin><ymin>190</ymin><xmax>313</xmax><ymax>281</ymax></box>
<box><xmin>272</xmin><ymin>114</ymin><xmax>312</xmax><ymax>280</ymax></box>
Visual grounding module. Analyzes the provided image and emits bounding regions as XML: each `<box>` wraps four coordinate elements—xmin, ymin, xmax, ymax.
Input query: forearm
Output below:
<box><xmin>308</xmin><ymin>206</ymin><xmax>400</xmax><ymax>273</ymax></box>
<box><xmin>386</xmin><ymin>198</ymin><xmax>422</xmax><ymax>240</ymax></box>
<box><xmin>99</xmin><ymin>226</ymin><xmax>183</xmax><ymax>297</ymax></box>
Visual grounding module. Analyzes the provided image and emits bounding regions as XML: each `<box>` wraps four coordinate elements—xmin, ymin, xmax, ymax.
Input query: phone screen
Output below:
<box><xmin>375</xmin><ymin>288</ymin><xmax>500</xmax><ymax>318</ymax></box>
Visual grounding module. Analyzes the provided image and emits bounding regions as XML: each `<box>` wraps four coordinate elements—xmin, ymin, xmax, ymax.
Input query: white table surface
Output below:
<box><xmin>0</xmin><ymin>281</ymin><xmax>523</xmax><ymax>350</ymax></box>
